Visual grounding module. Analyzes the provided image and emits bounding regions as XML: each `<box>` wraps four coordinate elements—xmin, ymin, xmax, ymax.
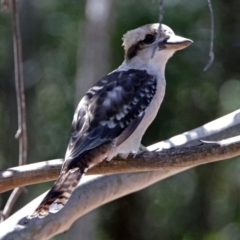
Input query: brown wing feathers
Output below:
<box><xmin>29</xmin><ymin>70</ymin><xmax>155</xmax><ymax>218</ymax></box>
<box><xmin>29</xmin><ymin>144</ymin><xmax>110</xmax><ymax>218</ymax></box>
<box><xmin>30</xmin><ymin>168</ymin><xmax>82</xmax><ymax>218</ymax></box>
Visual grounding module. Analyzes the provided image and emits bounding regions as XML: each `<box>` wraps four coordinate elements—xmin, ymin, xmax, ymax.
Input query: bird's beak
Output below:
<box><xmin>162</xmin><ymin>35</ymin><xmax>193</xmax><ymax>51</ymax></box>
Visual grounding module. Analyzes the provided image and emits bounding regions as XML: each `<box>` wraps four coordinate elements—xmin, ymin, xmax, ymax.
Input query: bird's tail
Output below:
<box><xmin>29</xmin><ymin>167</ymin><xmax>83</xmax><ymax>218</ymax></box>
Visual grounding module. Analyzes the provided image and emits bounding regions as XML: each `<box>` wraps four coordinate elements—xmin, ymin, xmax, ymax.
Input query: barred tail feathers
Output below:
<box><xmin>29</xmin><ymin>167</ymin><xmax>84</xmax><ymax>218</ymax></box>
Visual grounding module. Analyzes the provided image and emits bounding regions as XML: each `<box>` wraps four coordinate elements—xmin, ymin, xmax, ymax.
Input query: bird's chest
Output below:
<box><xmin>112</xmin><ymin>77</ymin><xmax>166</xmax><ymax>158</ymax></box>
<box><xmin>138</xmin><ymin>77</ymin><xmax>166</xmax><ymax>131</ymax></box>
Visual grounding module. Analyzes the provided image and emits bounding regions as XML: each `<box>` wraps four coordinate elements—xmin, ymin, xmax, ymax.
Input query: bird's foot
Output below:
<box><xmin>139</xmin><ymin>144</ymin><xmax>149</xmax><ymax>152</ymax></box>
<box><xmin>137</xmin><ymin>144</ymin><xmax>159</xmax><ymax>156</ymax></box>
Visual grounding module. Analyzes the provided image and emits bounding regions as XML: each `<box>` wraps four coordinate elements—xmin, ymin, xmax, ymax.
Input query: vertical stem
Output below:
<box><xmin>203</xmin><ymin>0</ymin><xmax>215</xmax><ymax>71</ymax></box>
<box><xmin>1</xmin><ymin>187</ymin><xmax>24</xmax><ymax>220</ymax></box>
<box><xmin>11</xmin><ymin>0</ymin><xmax>27</xmax><ymax>165</ymax></box>
<box><xmin>0</xmin><ymin>0</ymin><xmax>28</xmax><ymax>220</ymax></box>
<box><xmin>151</xmin><ymin>0</ymin><xmax>164</xmax><ymax>57</ymax></box>
<box><xmin>1</xmin><ymin>0</ymin><xmax>27</xmax><ymax>220</ymax></box>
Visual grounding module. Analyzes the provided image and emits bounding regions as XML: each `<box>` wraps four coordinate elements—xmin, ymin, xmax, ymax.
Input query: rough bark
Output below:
<box><xmin>0</xmin><ymin>109</ymin><xmax>239</xmax><ymax>239</ymax></box>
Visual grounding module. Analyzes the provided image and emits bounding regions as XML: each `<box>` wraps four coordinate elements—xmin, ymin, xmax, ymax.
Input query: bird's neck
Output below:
<box><xmin>119</xmin><ymin>56</ymin><xmax>167</xmax><ymax>80</ymax></box>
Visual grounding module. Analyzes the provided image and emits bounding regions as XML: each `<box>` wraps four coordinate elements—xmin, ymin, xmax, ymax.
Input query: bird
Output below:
<box><xmin>30</xmin><ymin>23</ymin><xmax>193</xmax><ymax>218</ymax></box>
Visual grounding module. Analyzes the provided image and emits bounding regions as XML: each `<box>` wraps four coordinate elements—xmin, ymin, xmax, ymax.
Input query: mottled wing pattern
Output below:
<box><xmin>30</xmin><ymin>69</ymin><xmax>157</xmax><ymax>218</ymax></box>
<box><xmin>64</xmin><ymin>69</ymin><xmax>157</xmax><ymax>169</ymax></box>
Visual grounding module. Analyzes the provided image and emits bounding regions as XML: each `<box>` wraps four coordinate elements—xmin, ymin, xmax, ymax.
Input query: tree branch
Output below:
<box><xmin>0</xmin><ymin>135</ymin><xmax>240</xmax><ymax>239</ymax></box>
<box><xmin>0</xmin><ymin>108</ymin><xmax>240</xmax><ymax>239</ymax></box>
<box><xmin>1</xmin><ymin>109</ymin><xmax>239</xmax><ymax>193</ymax></box>
<box><xmin>1</xmin><ymin>135</ymin><xmax>240</xmax><ymax>193</ymax></box>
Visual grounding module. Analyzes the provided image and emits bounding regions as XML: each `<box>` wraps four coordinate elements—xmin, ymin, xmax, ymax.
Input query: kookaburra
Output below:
<box><xmin>30</xmin><ymin>23</ymin><xmax>192</xmax><ymax>218</ymax></box>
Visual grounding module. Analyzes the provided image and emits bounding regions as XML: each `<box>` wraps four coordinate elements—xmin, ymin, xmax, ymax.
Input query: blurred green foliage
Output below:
<box><xmin>0</xmin><ymin>0</ymin><xmax>240</xmax><ymax>239</ymax></box>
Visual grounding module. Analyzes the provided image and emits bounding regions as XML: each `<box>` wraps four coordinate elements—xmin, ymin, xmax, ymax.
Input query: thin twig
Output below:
<box><xmin>0</xmin><ymin>187</ymin><xmax>24</xmax><ymax>221</ymax></box>
<box><xmin>203</xmin><ymin>0</ymin><xmax>215</xmax><ymax>71</ymax></box>
<box><xmin>1</xmin><ymin>0</ymin><xmax>28</xmax><ymax>222</ymax></box>
<box><xmin>12</xmin><ymin>0</ymin><xmax>27</xmax><ymax>165</ymax></box>
<box><xmin>151</xmin><ymin>0</ymin><xmax>164</xmax><ymax>58</ymax></box>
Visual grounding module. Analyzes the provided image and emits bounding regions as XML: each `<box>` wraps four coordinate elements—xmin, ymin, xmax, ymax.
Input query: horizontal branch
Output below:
<box><xmin>1</xmin><ymin>170</ymin><xmax>190</xmax><ymax>240</ymax></box>
<box><xmin>1</xmin><ymin>136</ymin><xmax>240</xmax><ymax>240</ymax></box>
<box><xmin>1</xmin><ymin>109</ymin><xmax>239</xmax><ymax>193</ymax></box>
<box><xmin>148</xmin><ymin>109</ymin><xmax>240</xmax><ymax>150</ymax></box>
<box><xmin>1</xmin><ymin>135</ymin><xmax>240</xmax><ymax>193</ymax></box>
<box><xmin>0</xmin><ymin>109</ymin><xmax>240</xmax><ymax>239</ymax></box>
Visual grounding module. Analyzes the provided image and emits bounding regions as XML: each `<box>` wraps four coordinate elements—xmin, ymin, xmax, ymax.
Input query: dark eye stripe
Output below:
<box><xmin>126</xmin><ymin>42</ymin><xmax>143</xmax><ymax>60</ymax></box>
<box><xmin>126</xmin><ymin>34</ymin><xmax>156</xmax><ymax>60</ymax></box>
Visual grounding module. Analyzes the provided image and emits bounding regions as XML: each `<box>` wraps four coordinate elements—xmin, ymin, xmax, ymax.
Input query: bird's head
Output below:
<box><xmin>122</xmin><ymin>23</ymin><xmax>193</xmax><ymax>73</ymax></box>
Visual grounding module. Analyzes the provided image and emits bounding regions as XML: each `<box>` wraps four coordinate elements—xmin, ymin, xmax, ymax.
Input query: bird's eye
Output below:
<box><xmin>143</xmin><ymin>34</ymin><xmax>155</xmax><ymax>44</ymax></box>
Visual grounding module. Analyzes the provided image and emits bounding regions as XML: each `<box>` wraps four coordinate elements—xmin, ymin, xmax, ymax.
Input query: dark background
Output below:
<box><xmin>1</xmin><ymin>0</ymin><xmax>240</xmax><ymax>239</ymax></box>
